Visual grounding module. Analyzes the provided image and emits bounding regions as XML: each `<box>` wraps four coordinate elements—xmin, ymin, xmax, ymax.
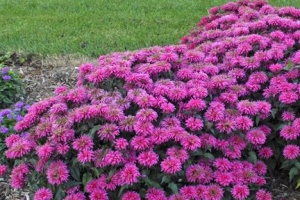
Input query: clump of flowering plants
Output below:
<box><xmin>0</xmin><ymin>66</ymin><xmax>24</xmax><ymax>109</ymax></box>
<box><xmin>6</xmin><ymin>0</ymin><xmax>300</xmax><ymax>199</ymax></box>
<box><xmin>0</xmin><ymin>101</ymin><xmax>28</xmax><ymax>180</ymax></box>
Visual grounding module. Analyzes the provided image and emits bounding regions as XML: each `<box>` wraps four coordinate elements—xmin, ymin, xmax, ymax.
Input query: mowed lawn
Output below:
<box><xmin>0</xmin><ymin>0</ymin><xmax>299</xmax><ymax>57</ymax></box>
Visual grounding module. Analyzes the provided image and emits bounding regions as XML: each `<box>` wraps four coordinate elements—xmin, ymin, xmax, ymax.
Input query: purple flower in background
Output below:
<box><xmin>0</xmin><ymin>126</ymin><xmax>9</xmax><ymax>134</ymax></box>
<box><xmin>14</xmin><ymin>101</ymin><xmax>24</xmax><ymax>108</ymax></box>
<box><xmin>16</xmin><ymin>115</ymin><xmax>24</xmax><ymax>122</ymax></box>
<box><xmin>0</xmin><ymin>109</ymin><xmax>11</xmax><ymax>117</ymax></box>
<box><xmin>2</xmin><ymin>75</ymin><xmax>11</xmax><ymax>81</ymax></box>
<box><xmin>20</xmin><ymin>132</ymin><xmax>29</xmax><ymax>138</ymax></box>
<box><xmin>7</xmin><ymin>113</ymin><xmax>14</xmax><ymax>119</ymax></box>
<box><xmin>1</xmin><ymin>67</ymin><xmax>9</xmax><ymax>75</ymax></box>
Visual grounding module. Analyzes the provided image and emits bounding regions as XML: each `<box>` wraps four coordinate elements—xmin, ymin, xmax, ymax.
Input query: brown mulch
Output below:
<box><xmin>1</xmin><ymin>54</ymin><xmax>300</xmax><ymax>199</ymax></box>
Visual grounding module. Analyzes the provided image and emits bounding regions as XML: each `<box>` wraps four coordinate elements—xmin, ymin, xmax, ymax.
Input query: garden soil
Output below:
<box><xmin>0</xmin><ymin>54</ymin><xmax>299</xmax><ymax>199</ymax></box>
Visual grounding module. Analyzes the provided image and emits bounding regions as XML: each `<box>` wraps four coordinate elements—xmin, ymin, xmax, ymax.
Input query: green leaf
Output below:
<box><xmin>70</xmin><ymin>166</ymin><xmax>81</xmax><ymax>181</ymax></box>
<box><xmin>118</xmin><ymin>185</ymin><xmax>129</xmax><ymax>198</ymax></box>
<box><xmin>168</xmin><ymin>182</ymin><xmax>178</xmax><ymax>194</ymax></box>
<box><xmin>295</xmin><ymin>162</ymin><xmax>300</xmax><ymax>170</ymax></box>
<box><xmin>271</xmin><ymin>109</ymin><xmax>277</xmax><ymax>118</ymax></box>
<box><xmin>55</xmin><ymin>186</ymin><xmax>63</xmax><ymax>200</ymax></box>
<box><xmin>248</xmin><ymin>151</ymin><xmax>257</xmax><ymax>163</ymax></box>
<box><xmin>296</xmin><ymin>179</ymin><xmax>300</xmax><ymax>189</ymax></box>
<box><xmin>89</xmin><ymin>125</ymin><xmax>101</xmax><ymax>139</ymax></box>
<box><xmin>144</xmin><ymin>177</ymin><xmax>162</xmax><ymax>188</ymax></box>
<box><xmin>289</xmin><ymin>167</ymin><xmax>299</xmax><ymax>182</ymax></box>
<box><xmin>161</xmin><ymin>175</ymin><xmax>171</xmax><ymax>184</ymax></box>
<box><xmin>82</xmin><ymin>172</ymin><xmax>92</xmax><ymax>187</ymax></box>
<box><xmin>204</xmin><ymin>152</ymin><xmax>214</xmax><ymax>160</ymax></box>
<box><xmin>64</xmin><ymin>181</ymin><xmax>82</xmax><ymax>189</ymax></box>
<box><xmin>281</xmin><ymin>160</ymin><xmax>292</xmax><ymax>169</ymax></box>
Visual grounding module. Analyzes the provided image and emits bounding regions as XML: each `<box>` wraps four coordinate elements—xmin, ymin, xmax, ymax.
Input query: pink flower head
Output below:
<box><xmin>97</xmin><ymin>123</ymin><xmax>119</xmax><ymax>141</ymax></box>
<box><xmin>34</xmin><ymin>188</ymin><xmax>53</xmax><ymax>200</ymax></box>
<box><xmin>122</xmin><ymin>191</ymin><xmax>141</xmax><ymax>200</ymax></box>
<box><xmin>258</xmin><ymin>147</ymin><xmax>273</xmax><ymax>159</ymax></box>
<box><xmin>89</xmin><ymin>189</ymin><xmax>108</xmax><ymax>200</ymax></box>
<box><xmin>204</xmin><ymin>184</ymin><xmax>224</xmax><ymax>200</ymax></box>
<box><xmin>37</xmin><ymin>143</ymin><xmax>54</xmax><ymax>159</ymax></box>
<box><xmin>283</xmin><ymin>145</ymin><xmax>300</xmax><ymax>159</ymax></box>
<box><xmin>215</xmin><ymin>171</ymin><xmax>233</xmax><ymax>186</ymax></box>
<box><xmin>282</xmin><ymin>111</ymin><xmax>295</xmax><ymax>121</ymax></box>
<box><xmin>231</xmin><ymin>185</ymin><xmax>250</xmax><ymax>200</ymax></box>
<box><xmin>0</xmin><ymin>165</ymin><xmax>7</xmax><ymax>177</ymax></box>
<box><xmin>77</xmin><ymin>149</ymin><xmax>94</xmax><ymax>164</ymax></box>
<box><xmin>114</xmin><ymin>138</ymin><xmax>129</xmax><ymax>150</ymax></box>
<box><xmin>246</xmin><ymin>129</ymin><xmax>266</xmax><ymax>145</ymax></box>
<box><xmin>256</xmin><ymin>189</ymin><xmax>272</xmax><ymax>200</ymax></box>
<box><xmin>160</xmin><ymin>157</ymin><xmax>182</xmax><ymax>174</ymax></box>
<box><xmin>280</xmin><ymin>125</ymin><xmax>300</xmax><ymax>140</ymax></box>
<box><xmin>185</xmin><ymin>117</ymin><xmax>204</xmax><ymax>131</ymax></box>
<box><xmin>145</xmin><ymin>188</ymin><xmax>167</xmax><ymax>200</ymax></box>
<box><xmin>279</xmin><ymin>92</ymin><xmax>298</xmax><ymax>104</ymax></box>
<box><xmin>138</xmin><ymin>150</ymin><xmax>159</xmax><ymax>167</ymax></box>
<box><xmin>72</xmin><ymin>135</ymin><xmax>94</xmax><ymax>151</ymax></box>
<box><xmin>213</xmin><ymin>158</ymin><xmax>231</xmax><ymax>171</ymax></box>
<box><xmin>46</xmin><ymin>160</ymin><xmax>69</xmax><ymax>185</ymax></box>
<box><xmin>166</xmin><ymin>147</ymin><xmax>188</xmax><ymax>163</ymax></box>
<box><xmin>234</xmin><ymin>116</ymin><xmax>253</xmax><ymax>131</ymax></box>
<box><xmin>120</xmin><ymin>164</ymin><xmax>140</xmax><ymax>185</ymax></box>
<box><xmin>180</xmin><ymin>186</ymin><xmax>197</xmax><ymax>199</ymax></box>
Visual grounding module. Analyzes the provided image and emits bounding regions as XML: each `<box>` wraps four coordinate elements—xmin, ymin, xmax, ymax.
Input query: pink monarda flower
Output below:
<box><xmin>64</xmin><ymin>192</ymin><xmax>86</xmax><ymax>200</ymax></box>
<box><xmin>282</xmin><ymin>111</ymin><xmax>295</xmax><ymax>121</ymax></box>
<box><xmin>283</xmin><ymin>145</ymin><xmax>300</xmax><ymax>160</ymax></box>
<box><xmin>5</xmin><ymin>138</ymin><xmax>34</xmax><ymax>159</ymax></box>
<box><xmin>104</xmin><ymin>150</ymin><xmax>123</xmax><ymax>166</ymax></box>
<box><xmin>237</xmin><ymin>100</ymin><xmax>258</xmax><ymax>116</ymax></box>
<box><xmin>97</xmin><ymin>123</ymin><xmax>120</xmax><ymax>141</ymax></box>
<box><xmin>122</xmin><ymin>191</ymin><xmax>141</xmax><ymax>200</ymax></box>
<box><xmin>114</xmin><ymin>138</ymin><xmax>129</xmax><ymax>150</ymax></box>
<box><xmin>215</xmin><ymin>171</ymin><xmax>233</xmax><ymax>186</ymax></box>
<box><xmin>234</xmin><ymin>116</ymin><xmax>253</xmax><ymax>131</ymax></box>
<box><xmin>0</xmin><ymin>165</ymin><xmax>7</xmax><ymax>177</ymax></box>
<box><xmin>213</xmin><ymin>158</ymin><xmax>231</xmax><ymax>171</ymax></box>
<box><xmin>258</xmin><ymin>147</ymin><xmax>273</xmax><ymax>159</ymax></box>
<box><xmin>246</xmin><ymin>129</ymin><xmax>266</xmax><ymax>145</ymax></box>
<box><xmin>166</xmin><ymin>147</ymin><xmax>188</xmax><ymax>163</ymax></box>
<box><xmin>131</xmin><ymin>136</ymin><xmax>150</xmax><ymax>151</ymax></box>
<box><xmin>34</xmin><ymin>187</ymin><xmax>53</xmax><ymax>200</ymax></box>
<box><xmin>37</xmin><ymin>143</ymin><xmax>54</xmax><ymax>159</ymax></box>
<box><xmin>136</xmin><ymin>108</ymin><xmax>158</xmax><ymax>122</ymax></box>
<box><xmin>89</xmin><ymin>189</ymin><xmax>108</xmax><ymax>200</ymax></box>
<box><xmin>203</xmin><ymin>184</ymin><xmax>224</xmax><ymax>200</ymax></box>
<box><xmin>179</xmin><ymin>186</ymin><xmax>197</xmax><ymax>199</ymax></box>
<box><xmin>77</xmin><ymin>149</ymin><xmax>94</xmax><ymax>164</ymax></box>
<box><xmin>280</xmin><ymin>125</ymin><xmax>300</xmax><ymax>140</ymax></box>
<box><xmin>186</xmin><ymin>164</ymin><xmax>213</xmax><ymax>184</ymax></box>
<box><xmin>279</xmin><ymin>91</ymin><xmax>298</xmax><ymax>104</ymax></box>
<box><xmin>145</xmin><ymin>188</ymin><xmax>167</xmax><ymax>200</ymax></box>
<box><xmin>72</xmin><ymin>135</ymin><xmax>93</xmax><ymax>151</ymax></box>
<box><xmin>160</xmin><ymin>157</ymin><xmax>182</xmax><ymax>174</ymax></box>
<box><xmin>254</xmin><ymin>161</ymin><xmax>267</xmax><ymax>176</ymax></box>
<box><xmin>256</xmin><ymin>189</ymin><xmax>272</xmax><ymax>200</ymax></box>
<box><xmin>5</xmin><ymin>134</ymin><xmax>20</xmax><ymax>148</ymax></box>
<box><xmin>11</xmin><ymin>163</ymin><xmax>29</xmax><ymax>189</ymax></box>
<box><xmin>231</xmin><ymin>185</ymin><xmax>250</xmax><ymax>200</ymax></box>
<box><xmin>120</xmin><ymin>164</ymin><xmax>140</xmax><ymax>185</ymax></box>
<box><xmin>46</xmin><ymin>160</ymin><xmax>69</xmax><ymax>185</ymax></box>
<box><xmin>180</xmin><ymin>134</ymin><xmax>202</xmax><ymax>151</ymax></box>
<box><xmin>185</xmin><ymin>117</ymin><xmax>204</xmax><ymax>131</ymax></box>
<box><xmin>137</xmin><ymin>150</ymin><xmax>159</xmax><ymax>167</ymax></box>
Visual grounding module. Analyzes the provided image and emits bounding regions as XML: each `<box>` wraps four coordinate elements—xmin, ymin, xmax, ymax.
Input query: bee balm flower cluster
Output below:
<box><xmin>3</xmin><ymin>0</ymin><xmax>300</xmax><ymax>199</ymax></box>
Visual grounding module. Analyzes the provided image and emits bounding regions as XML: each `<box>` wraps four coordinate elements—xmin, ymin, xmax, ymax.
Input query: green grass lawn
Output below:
<box><xmin>0</xmin><ymin>0</ymin><xmax>299</xmax><ymax>57</ymax></box>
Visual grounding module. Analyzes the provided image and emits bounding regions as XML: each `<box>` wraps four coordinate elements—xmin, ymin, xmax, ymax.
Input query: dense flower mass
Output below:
<box><xmin>6</xmin><ymin>0</ymin><xmax>300</xmax><ymax>199</ymax></box>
